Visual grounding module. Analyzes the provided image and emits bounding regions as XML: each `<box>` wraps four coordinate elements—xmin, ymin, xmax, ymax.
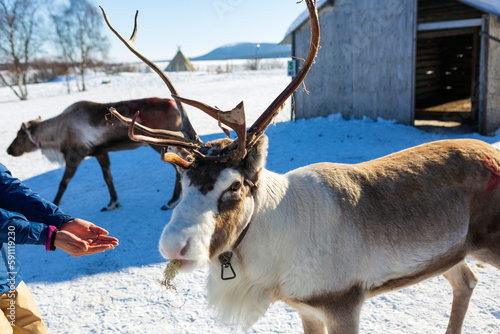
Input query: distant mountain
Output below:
<box><xmin>192</xmin><ymin>43</ymin><xmax>291</xmax><ymax>61</ymax></box>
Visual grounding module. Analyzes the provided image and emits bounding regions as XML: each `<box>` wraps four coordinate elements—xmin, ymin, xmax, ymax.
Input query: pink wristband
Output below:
<box><xmin>45</xmin><ymin>225</ymin><xmax>58</xmax><ymax>251</ymax></box>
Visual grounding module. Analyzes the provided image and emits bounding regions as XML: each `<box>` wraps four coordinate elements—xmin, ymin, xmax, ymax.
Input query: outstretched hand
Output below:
<box><xmin>55</xmin><ymin>218</ymin><xmax>119</xmax><ymax>257</ymax></box>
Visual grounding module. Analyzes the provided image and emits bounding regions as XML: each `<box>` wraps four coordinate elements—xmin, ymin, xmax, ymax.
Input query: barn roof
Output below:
<box><xmin>281</xmin><ymin>0</ymin><xmax>331</xmax><ymax>44</ymax></box>
<box><xmin>459</xmin><ymin>0</ymin><xmax>500</xmax><ymax>16</ymax></box>
<box><xmin>281</xmin><ymin>0</ymin><xmax>500</xmax><ymax>44</ymax></box>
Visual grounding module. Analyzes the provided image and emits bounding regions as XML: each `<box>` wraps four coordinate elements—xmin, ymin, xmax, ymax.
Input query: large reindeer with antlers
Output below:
<box><xmin>102</xmin><ymin>1</ymin><xmax>500</xmax><ymax>333</ymax></box>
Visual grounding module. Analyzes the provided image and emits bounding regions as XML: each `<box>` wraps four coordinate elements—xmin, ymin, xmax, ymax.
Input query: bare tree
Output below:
<box><xmin>0</xmin><ymin>0</ymin><xmax>44</xmax><ymax>100</ymax></box>
<box><xmin>50</xmin><ymin>12</ymin><xmax>76</xmax><ymax>94</ymax></box>
<box><xmin>61</xmin><ymin>0</ymin><xmax>109</xmax><ymax>92</ymax></box>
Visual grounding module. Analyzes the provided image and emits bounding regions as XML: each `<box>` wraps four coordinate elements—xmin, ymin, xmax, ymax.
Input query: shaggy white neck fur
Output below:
<box><xmin>206</xmin><ymin>169</ymin><xmax>290</xmax><ymax>329</ymax></box>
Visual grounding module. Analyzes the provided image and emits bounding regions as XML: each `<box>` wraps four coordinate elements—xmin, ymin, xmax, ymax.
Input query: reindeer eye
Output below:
<box><xmin>230</xmin><ymin>181</ymin><xmax>242</xmax><ymax>191</ymax></box>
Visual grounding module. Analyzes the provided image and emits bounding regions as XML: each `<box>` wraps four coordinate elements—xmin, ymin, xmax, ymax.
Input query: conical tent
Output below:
<box><xmin>165</xmin><ymin>49</ymin><xmax>197</xmax><ymax>72</ymax></box>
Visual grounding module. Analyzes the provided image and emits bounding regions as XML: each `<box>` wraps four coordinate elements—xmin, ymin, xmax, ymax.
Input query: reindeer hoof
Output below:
<box><xmin>101</xmin><ymin>202</ymin><xmax>122</xmax><ymax>212</ymax></box>
<box><xmin>162</xmin><ymin>199</ymin><xmax>179</xmax><ymax>211</ymax></box>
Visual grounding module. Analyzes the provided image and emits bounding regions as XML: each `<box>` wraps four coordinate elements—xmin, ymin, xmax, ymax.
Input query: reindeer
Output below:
<box><xmin>102</xmin><ymin>1</ymin><xmax>500</xmax><ymax>333</ymax></box>
<box><xmin>7</xmin><ymin>98</ymin><xmax>184</xmax><ymax>211</ymax></box>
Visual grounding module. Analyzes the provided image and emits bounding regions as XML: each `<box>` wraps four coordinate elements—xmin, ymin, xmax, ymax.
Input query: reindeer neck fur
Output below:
<box><xmin>32</xmin><ymin>117</ymin><xmax>63</xmax><ymax>150</ymax></box>
<box><xmin>206</xmin><ymin>168</ymin><xmax>289</xmax><ymax>329</ymax></box>
<box><xmin>28</xmin><ymin>118</ymin><xmax>66</xmax><ymax>164</ymax></box>
<box><xmin>35</xmin><ymin>103</ymin><xmax>117</xmax><ymax>161</ymax></box>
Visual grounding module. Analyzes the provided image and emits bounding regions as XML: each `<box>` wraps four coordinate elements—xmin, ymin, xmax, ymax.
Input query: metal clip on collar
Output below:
<box><xmin>218</xmin><ymin>251</ymin><xmax>236</xmax><ymax>280</ymax></box>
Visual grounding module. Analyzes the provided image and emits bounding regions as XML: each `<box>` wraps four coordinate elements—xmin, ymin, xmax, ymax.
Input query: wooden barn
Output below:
<box><xmin>283</xmin><ymin>0</ymin><xmax>500</xmax><ymax>134</ymax></box>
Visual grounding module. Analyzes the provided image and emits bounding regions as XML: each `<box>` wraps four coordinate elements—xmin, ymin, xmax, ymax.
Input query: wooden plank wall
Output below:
<box><xmin>293</xmin><ymin>0</ymin><xmax>416</xmax><ymax>124</ymax></box>
<box><xmin>485</xmin><ymin>14</ymin><xmax>500</xmax><ymax>133</ymax></box>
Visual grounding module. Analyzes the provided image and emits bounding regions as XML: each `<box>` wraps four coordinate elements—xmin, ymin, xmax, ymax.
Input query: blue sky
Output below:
<box><xmin>93</xmin><ymin>0</ymin><xmax>306</xmax><ymax>62</ymax></box>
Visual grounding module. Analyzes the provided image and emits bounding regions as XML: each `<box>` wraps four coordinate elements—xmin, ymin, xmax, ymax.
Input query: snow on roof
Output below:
<box><xmin>281</xmin><ymin>0</ymin><xmax>330</xmax><ymax>44</ymax></box>
<box><xmin>458</xmin><ymin>0</ymin><xmax>500</xmax><ymax>17</ymax></box>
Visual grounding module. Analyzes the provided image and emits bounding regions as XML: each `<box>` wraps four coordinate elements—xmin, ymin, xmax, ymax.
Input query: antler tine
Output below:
<box><xmin>161</xmin><ymin>147</ymin><xmax>193</xmax><ymax>169</ymax></box>
<box><xmin>124</xmin><ymin>110</ymin><xmax>201</xmax><ymax>150</ymax></box>
<box><xmin>246</xmin><ymin>0</ymin><xmax>320</xmax><ymax>147</ymax></box>
<box><xmin>172</xmin><ymin>95</ymin><xmax>247</xmax><ymax>159</ymax></box>
<box><xmin>99</xmin><ymin>6</ymin><xmax>201</xmax><ymax>144</ymax></box>
<box><xmin>108</xmin><ymin>108</ymin><xmax>198</xmax><ymax>143</ymax></box>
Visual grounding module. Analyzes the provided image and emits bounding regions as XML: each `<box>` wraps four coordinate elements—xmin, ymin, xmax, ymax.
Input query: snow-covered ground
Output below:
<box><xmin>1</xmin><ymin>68</ymin><xmax>499</xmax><ymax>333</ymax></box>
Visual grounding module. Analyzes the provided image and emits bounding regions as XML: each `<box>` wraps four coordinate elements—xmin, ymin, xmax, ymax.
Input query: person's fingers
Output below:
<box><xmin>90</xmin><ymin>241</ymin><xmax>118</xmax><ymax>248</ymax></box>
<box><xmin>85</xmin><ymin>244</ymin><xmax>114</xmax><ymax>255</ymax></box>
<box><xmin>91</xmin><ymin>235</ymin><xmax>119</xmax><ymax>243</ymax></box>
<box><xmin>91</xmin><ymin>240</ymin><xmax>119</xmax><ymax>247</ymax></box>
<box><xmin>62</xmin><ymin>219</ymin><xmax>107</xmax><ymax>233</ymax></box>
<box><xmin>89</xmin><ymin>224</ymin><xmax>109</xmax><ymax>235</ymax></box>
<box><xmin>62</xmin><ymin>226</ymin><xmax>112</xmax><ymax>241</ymax></box>
<box><xmin>54</xmin><ymin>228</ymin><xmax>117</xmax><ymax>257</ymax></box>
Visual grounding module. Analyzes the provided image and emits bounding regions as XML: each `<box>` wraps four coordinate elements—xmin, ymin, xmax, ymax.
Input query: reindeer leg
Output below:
<box><xmin>325</xmin><ymin>304</ymin><xmax>363</xmax><ymax>334</ymax></box>
<box><xmin>161</xmin><ymin>165</ymin><xmax>182</xmax><ymax>210</ymax></box>
<box><xmin>298</xmin><ymin>311</ymin><xmax>327</xmax><ymax>334</ymax></box>
<box><xmin>54</xmin><ymin>156</ymin><xmax>83</xmax><ymax>206</ymax></box>
<box><xmin>96</xmin><ymin>153</ymin><xmax>121</xmax><ymax>211</ymax></box>
<box><xmin>302</xmin><ymin>286</ymin><xmax>365</xmax><ymax>334</ymax></box>
<box><xmin>442</xmin><ymin>261</ymin><xmax>478</xmax><ymax>334</ymax></box>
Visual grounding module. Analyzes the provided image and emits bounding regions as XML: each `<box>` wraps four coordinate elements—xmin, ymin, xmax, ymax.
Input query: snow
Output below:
<box><xmin>1</xmin><ymin>66</ymin><xmax>500</xmax><ymax>333</ymax></box>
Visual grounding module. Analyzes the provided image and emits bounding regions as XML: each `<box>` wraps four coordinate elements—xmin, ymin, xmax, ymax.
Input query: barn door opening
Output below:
<box><xmin>414</xmin><ymin>23</ymin><xmax>481</xmax><ymax>129</ymax></box>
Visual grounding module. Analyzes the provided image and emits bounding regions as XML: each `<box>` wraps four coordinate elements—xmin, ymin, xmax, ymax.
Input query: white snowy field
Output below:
<box><xmin>1</xmin><ymin>68</ymin><xmax>500</xmax><ymax>334</ymax></box>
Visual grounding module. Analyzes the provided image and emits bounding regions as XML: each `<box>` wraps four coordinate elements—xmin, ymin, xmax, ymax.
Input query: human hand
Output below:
<box><xmin>61</xmin><ymin>218</ymin><xmax>119</xmax><ymax>244</ymax></box>
<box><xmin>55</xmin><ymin>218</ymin><xmax>119</xmax><ymax>257</ymax></box>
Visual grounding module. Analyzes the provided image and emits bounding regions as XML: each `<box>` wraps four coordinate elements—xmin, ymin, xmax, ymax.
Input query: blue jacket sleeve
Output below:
<box><xmin>0</xmin><ymin>209</ymin><xmax>48</xmax><ymax>245</ymax></box>
<box><xmin>0</xmin><ymin>163</ymin><xmax>73</xmax><ymax>229</ymax></box>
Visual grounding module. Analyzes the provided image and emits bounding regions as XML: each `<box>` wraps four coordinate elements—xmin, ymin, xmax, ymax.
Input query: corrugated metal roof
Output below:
<box><xmin>458</xmin><ymin>0</ymin><xmax>500</xmax><ymax>17</ymax></box>
<box><xmin>281</xmin><ymin>0</ymin><xmax>500</xmax><ymax>44</ymax></box>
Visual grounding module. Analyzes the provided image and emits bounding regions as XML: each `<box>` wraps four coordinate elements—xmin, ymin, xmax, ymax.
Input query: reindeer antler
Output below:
<box><xmin>109</xmin><ymin>108</ymin><xmax>201</xmax><ymax>150</ymax></box>
<box><xmin>246</xmin><ymin>0</ymin><xmax>319</xmax><ymax>147</ymax></box>
<box><xmin>171</xmin><ymin>95</ymin><xmax>247</xmax><ymax>159</ymax></box>
<box><xmin>101</xmin><ymin>0</ymin><xmax>319</xmax><ymax>166</ymax></box>
<box><xmin>99</xmin><ymin>6</ymin><xmax>201</xmax><ymax>144</ymax></box>
<box><xmin>164</xmin><ymin>0</ymin><xmax>319</xmax><ymax>158</ymax></box>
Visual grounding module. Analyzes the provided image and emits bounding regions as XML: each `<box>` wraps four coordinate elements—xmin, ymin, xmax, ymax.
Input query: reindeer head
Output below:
<box><xmin>7</xmin><ymin>118</ymin><xmax>42</xmax><ymax>156</ymax></box>
<box><xmin>101</xmin><ymin>0</ymin><xmax>319</xmax><ymax>271</ymax></box>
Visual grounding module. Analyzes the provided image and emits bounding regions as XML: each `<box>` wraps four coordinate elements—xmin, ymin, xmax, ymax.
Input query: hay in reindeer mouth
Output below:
<box><xmin>160</xmin><ymin>259</ymin><xmax>181</xmax><ymax>291</ymax></box>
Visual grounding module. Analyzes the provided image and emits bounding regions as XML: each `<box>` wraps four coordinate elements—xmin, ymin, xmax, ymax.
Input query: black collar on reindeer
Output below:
<box><xmin>218</xmin><ymin>178</ymin><xmax>257</xmax><ymax>281</ymax></box>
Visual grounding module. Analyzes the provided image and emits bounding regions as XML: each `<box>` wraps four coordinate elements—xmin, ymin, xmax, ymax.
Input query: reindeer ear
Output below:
<box><xmin>244</xmin><ymin>135</ymin><xmax>268</xmax><ymax>173</ymax></box>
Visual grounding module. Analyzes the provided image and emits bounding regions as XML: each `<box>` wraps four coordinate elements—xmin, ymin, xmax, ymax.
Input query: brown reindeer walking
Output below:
<box><xmin>7</xmin><ymin>98</ymin><xmax>183</xmax><ymax>211</ymax></box>
<box><xmin>103</xmin><ymin>1</ymin><xmax>500</xmax><ymax>333</ymax></box>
